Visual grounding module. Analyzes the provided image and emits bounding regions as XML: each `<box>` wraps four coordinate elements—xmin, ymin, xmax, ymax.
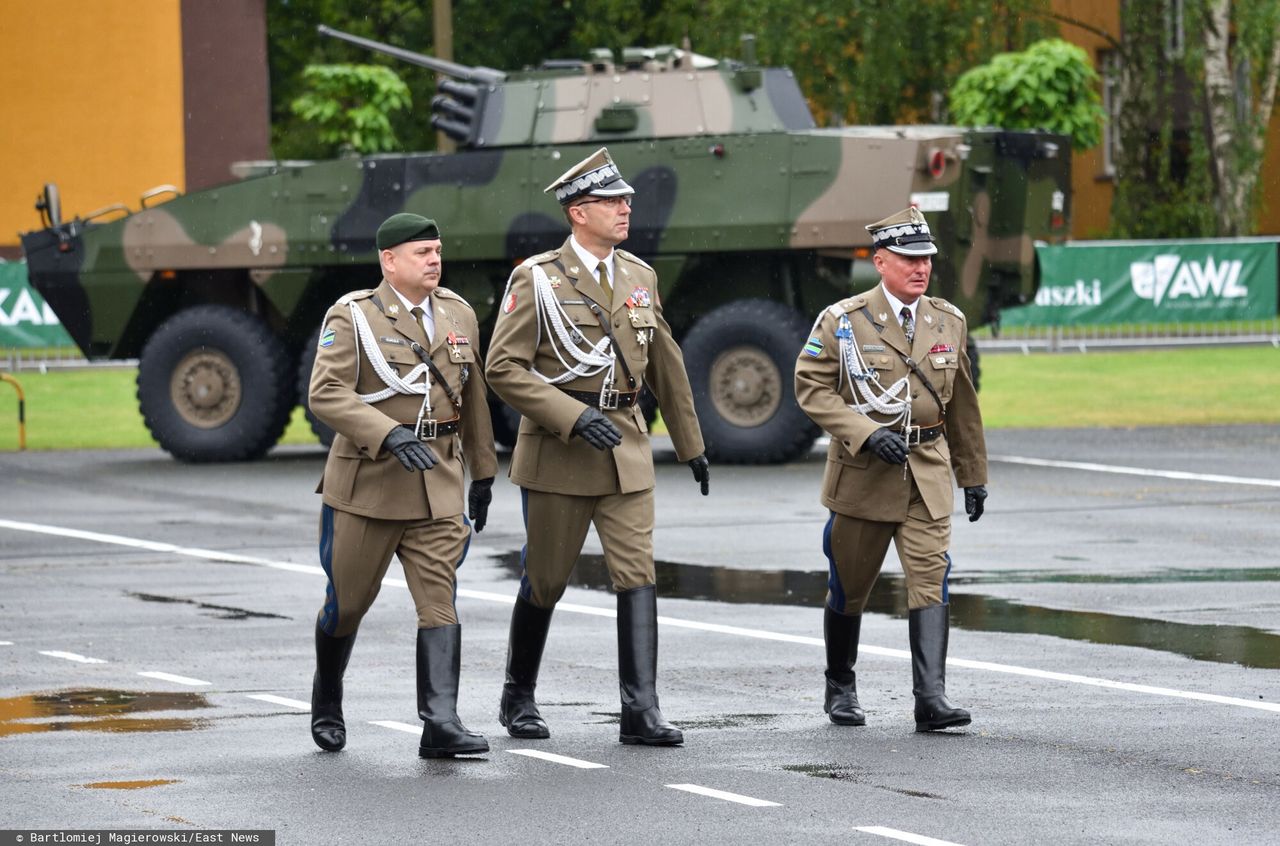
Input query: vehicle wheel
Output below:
<box><xmin>489</xmin><ymin>396</ymin><xmax>521</xmax><ymax>450</ymax></box>
<box><xmin>680</xmin><ymin>299</ymin><xmax>819</xmax><ymax>464</ymax></box>
<box><xmin>298</xmin><ymin>324</ymin><xmax>335</xmax><ymax>447</ymax></box>
<box><xmin>136</xmin><ymin>305</ymin><xmax>293</xmax><ymax>462</ymax></box>
<box><xmin>966</xmin><ymin>339</ymin><xmax>981</xmax><ymax>392</ymax></box>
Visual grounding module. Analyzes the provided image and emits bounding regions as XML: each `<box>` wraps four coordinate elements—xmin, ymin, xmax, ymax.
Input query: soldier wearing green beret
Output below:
<box><xmin>307</xmin><ymin>212</ymin><xmax>497</xmax><ymax>757</ymax></box>
<box><xmin>795</xmin><ymin>206</ymin><xmax>988</xmax><ymax>733</ymax></box>
<box><xmin>486</xmin><ymin>148</ymin><xmax>710</xmax><ymax>746</ymax></box>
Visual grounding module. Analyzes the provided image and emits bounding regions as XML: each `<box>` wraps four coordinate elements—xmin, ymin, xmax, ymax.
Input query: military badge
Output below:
<box><xmin>636</xmin><ymin>330</ymin><xmax>647</xmax><ymax>346</ymax></box>
<box><xmin>630</xmin><ymin>287</ymin><xmax>652</xmax><ymax>308</ymax></box>
<box><xmin>803</xmin><ymin>336</ymin><xmax>823</xmax><ymax>357</ymax></box>
<box><xmin>447</xmin><ymin>332</ymin><xmax>470</xmax><ymax>346</ymax></box>
<box><xmin>319</xmin><ymin>327</ymin><xmax>336</xmax><ymax>348</ymax></box>
<box><xmin>923</xmin><ymin>314</ymin><xmax>933</xmax><ymax>324</ymax></box>
<box><xmin>503</xmin><ymin>292</ymin><xmax>517</xmax><ymax>313</ymax></box>
<box><xmin>549</xmin><ymin>276</ymin><xmax>562</xmax><ymax>288</ymax></box>
<box><xmin>388</xmin><ymin>303</ymin><xmax>400</xmax><ymax>315</ymax></box>
<box><xmin>929</xmin><ymin>343</ymin><xmax>955</xmax><ymax>354</ymax></box>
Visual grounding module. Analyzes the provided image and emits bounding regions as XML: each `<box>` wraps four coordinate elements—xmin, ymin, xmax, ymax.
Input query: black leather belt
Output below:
<box><xmin>400</xmin><ymin>417</ymin><xmax>461</xmax><ymax>441</ymax></box>
<box><xmin>561</xmin><ymin>388</ymin><xmax>641</xmax><ymax>410</ymax></box>
<box><xmin>902</xmin><ymin>420</ymin><xmax>945</xmax><ymax>446</ymax></box>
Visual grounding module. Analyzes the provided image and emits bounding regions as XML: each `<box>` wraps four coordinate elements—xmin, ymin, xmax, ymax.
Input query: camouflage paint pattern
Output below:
<box><xmin>20</xmin><ymin>36</ymin><xmax>1068</xmax><ymax>459</ymax></box>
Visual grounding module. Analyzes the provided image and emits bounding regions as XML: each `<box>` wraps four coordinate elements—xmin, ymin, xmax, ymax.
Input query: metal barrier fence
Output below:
<box><xmin>1</xmin><ymin>347</ymin><xmax>137</xmax><ymax>371</ymax></box>
<box><xmin>975</xmin><ymin>318</ymin><xmax>1280</xmax><ymax>353</ymax></box>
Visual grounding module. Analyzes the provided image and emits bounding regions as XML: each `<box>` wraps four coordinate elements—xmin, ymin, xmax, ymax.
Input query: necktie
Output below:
<box><xmin>410</xmin><ymin>306</ymin><xmax>433</xmax><ymax>343</ymax></box>
<box><xmin>900</xmin><ymin>306</ymin><xmax>914</xmax><ymax>345</ymax></box>
<box><xmin>596</xmin><ymin>261</ymin><xmax>612</xmax><ymax>304</ymax></box>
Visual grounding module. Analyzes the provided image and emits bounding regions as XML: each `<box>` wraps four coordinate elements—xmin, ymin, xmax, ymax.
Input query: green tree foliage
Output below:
<box><xmin>290</xmin><ymin>64</ymin><xmax>411</xmax><ymax>153</ymax></box>
<box><xmin>948</xmin><ymin>39</ymin><xmax>1104</xmax><ymax>151</ymax></box>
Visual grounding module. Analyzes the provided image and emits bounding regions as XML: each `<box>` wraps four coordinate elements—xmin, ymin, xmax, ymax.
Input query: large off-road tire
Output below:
<box><xmin>680</xmin><ymin>299</ymin><xmax>819</xmax><ymax>464</ymax></box>
<box><xmin>298</xmin><ymin>324</ymin><xmax>335</xmax><ymax>448</ymax></box>
<box><xmin>136</xmin><ymin>306</ymin><xmax>294</xmax><ymax>462</ymax></box>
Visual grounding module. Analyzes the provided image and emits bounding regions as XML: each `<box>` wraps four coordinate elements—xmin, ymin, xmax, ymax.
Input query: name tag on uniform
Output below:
<box><xmin>379</xmin><ymin>336</ymin><xmax>408</xmax><ymax>346</ymax></box>
<box><xmin>562</xmin><ymin>299</ymin><xmax>586</xmax><ymax>305</ymax></box>
<box><xmin>862</xmin><ymin>343</ymin><xmax>886</xmax><ymax>352</ymax></box>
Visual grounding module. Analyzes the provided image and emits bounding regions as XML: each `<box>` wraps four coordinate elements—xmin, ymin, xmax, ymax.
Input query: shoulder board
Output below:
<box><xmin>336</xmin><ymin>289</ymin><xmax>376</xmax><ymax>306</ymax></box>
<box><xmin>614</xmin><ymin>249</ymin><xmax>653</xmax><ymax>272</ymax></box>
<box><xmin>929</xmin><ymin>297</ymin><xmax>966</xmax><ymax>319</ymax></box>
<box><xmin>827</xmin><ymin>294</ymin><xmax>866</xmax><ymax>317</ymax></box>
<box><xmin>520</xmin><ymin>248</ymin><xmax>561</xmax><ymax>268</ymax></box>
<box><xmin>433</xmin><ymin>287</ymin><xmax>473</xmax><ymax>310</ymax></box>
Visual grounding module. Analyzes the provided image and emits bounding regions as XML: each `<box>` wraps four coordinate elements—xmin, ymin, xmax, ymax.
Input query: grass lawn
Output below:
<box><xmin>0</xmin><ymin>346</ymin><xmax>1277</xmax><ymax>452</ymax></box>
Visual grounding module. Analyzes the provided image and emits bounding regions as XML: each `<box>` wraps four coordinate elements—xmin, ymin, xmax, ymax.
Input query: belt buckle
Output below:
<box><xmin>416</xmin><ymin>418</ymin><xmax>438</xmax><ymax>441</ymax></box>
<box><xmin>599</xmin><ymin>387</ymin><xmax>620</xmax><ymax>410</ymax></box>
<box><xmin>902</xmin><ymin>424</ymin><xmax>923</xmax><ymax>448</ymax></box>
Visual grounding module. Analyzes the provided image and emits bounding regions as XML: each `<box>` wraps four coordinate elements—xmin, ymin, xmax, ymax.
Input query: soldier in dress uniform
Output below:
<box><xmin>307</xmin><ymin>213</ymin><xmax>497</xmax><ymax>757</ymax></box>
<box><xmin>794</xmin><ymin>207</ymin><xmax>989</xmax><ymax>732</ymax></box>
<box><xmin>486</xmin><ymin>147</ymin><xmax>710</xmax><ymax>746</ymax></box>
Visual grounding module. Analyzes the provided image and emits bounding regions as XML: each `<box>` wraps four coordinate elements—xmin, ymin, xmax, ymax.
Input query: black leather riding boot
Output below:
<box><xmin>499</xmin><ymin>595</ymin><xmax>554</xmax><ymax>739</ymax></box>
<box><xmin>824</xmin><ymin>607</ymin><xmax>866</xmax><ymax>726</ymax></box>
<box><xmin>311</xmin><ymin>623</ymin><xmax>357</xmax><ymax>752</ymax></box>
<box><xmin>909</xmin><ymin>603</ymin><xmax>971</xmax><ymax>732</ymax></box>
<box><xmin>616</xmin><ymin>585</ymin><xmax>683</xmax><ymax>746</ymax></box>
<box><xmin>416</xmin><ymin>625</ymin><xmax>489</xmax><ymax>758</ymax></box>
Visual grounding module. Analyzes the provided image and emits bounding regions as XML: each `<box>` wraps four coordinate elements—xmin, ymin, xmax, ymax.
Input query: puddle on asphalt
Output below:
<box><xmin>783</xmin><ymin>763</ymin><xmax>861</xmax><ymax>781</ymax></box>
<box><xmin>677</xmin><ymin>713</ymin><xmax>779</xmax><ymax>730</ymax></box>
<box><xmin>80</xmin><ymin>779</ymin><xmax>180</xmax><ymax>790</ymax></box>
<box><xmin>126</xmin><ymin>592</ymin><xmax>290</xmax><ymax>621</ymax></box>
<box><xmin>500</xmin><ymin>552</ymin><xmax>1280</xmax><ymax>670</ymax></box>
<box><xmin>0</xmin><ymin>689</ymin><xmax>210</xmax><ymax>738</ymax></box>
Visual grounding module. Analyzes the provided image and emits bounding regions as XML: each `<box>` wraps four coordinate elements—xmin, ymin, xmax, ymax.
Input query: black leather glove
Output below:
<box><xmin>688</xmin><ymin>454</ymin><xmax>710</xmax><ymax>496</ymax></box>
<box><xmin>382</xmin><ymin>426</ymin><xmax>438</xmax><ymax>472</ymax></box>
<box><xmin>964</xmin><ymin>485</ymin><xmax>987</xmax><ymax>523</ymax></box>
<box><xmin>468</xmin><ymin>477</ymin><xmax>494</xmax><ymax>533</ymax></box>
<box><xmin>865</xmin><ymin>427</ymin><xmax>908</xmax><ymax>465</ymax></box>
<box><xmin>572</xmin><ymin>407</ymin><xmax>622</xmax><ymax>451</ymax></box>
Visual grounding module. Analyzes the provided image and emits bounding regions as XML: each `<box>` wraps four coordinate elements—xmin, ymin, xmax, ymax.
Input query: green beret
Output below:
<box><xmin>376</xmin><ymin>213</ymin><xmax>441</xmax><ymax>251</ymax></box>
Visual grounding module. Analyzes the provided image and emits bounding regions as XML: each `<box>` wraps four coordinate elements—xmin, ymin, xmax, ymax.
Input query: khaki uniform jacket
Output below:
<box><xmin>794</xmin><ymin>286</ymin><xmax>987</xmax><ymax>523</ymax></box>
<box><xmin>309</xmin><ymin>279</ymin><xmax>497</xmax><ymax>521</ymax></box>
<box><xmin>486</xmin><ymin>237</ymin><xmax>704</xmax><ymax>496</ymax></box>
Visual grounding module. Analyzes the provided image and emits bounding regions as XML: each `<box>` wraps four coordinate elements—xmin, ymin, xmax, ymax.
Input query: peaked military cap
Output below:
<box><xmin>544</xmin><ymin>146</ymin><xmax>635</xmax><ymax>205</ymax></box>
<box><xmin>376</xmin><ymin>213</ymin><xmax>441</xmax><ymax>251</ymax></box>
<box><xmin>866</xmin><ymin>207</ymin><xmax>937</xmax><ymax>256</ymax></box>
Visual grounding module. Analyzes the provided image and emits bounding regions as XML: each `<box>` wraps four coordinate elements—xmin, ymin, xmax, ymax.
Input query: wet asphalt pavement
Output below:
<box><xmin>1</xmin><ymin>425</ymin><xmax>1278</xmax><ymax>845</ymax></box>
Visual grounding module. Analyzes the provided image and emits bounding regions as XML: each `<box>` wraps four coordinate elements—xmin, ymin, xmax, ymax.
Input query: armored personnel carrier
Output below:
<box><xmin>21</xmin><ymin>27</ymin><xmax>1070</xmax><ymax>463</ymax></box>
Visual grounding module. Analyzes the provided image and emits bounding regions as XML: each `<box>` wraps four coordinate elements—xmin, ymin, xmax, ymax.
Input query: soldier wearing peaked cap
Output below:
<box><xmin>794</xmin><ymin>207</ymin><xmax>989</xmax><ymax>733</ymax></box>
<box><xmin>307</xmin><ymin>212</ymin><xmax>497</xmax><ymax>758</ymax></box>
<box><xmin>486</xmin><ymin>147</ymin><xmax>710</xmax><ymax>746</ymax></box>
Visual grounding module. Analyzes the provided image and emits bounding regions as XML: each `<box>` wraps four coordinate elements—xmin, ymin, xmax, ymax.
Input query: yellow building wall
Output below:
<box><xmin>0</xmin><ymin>0</ymin><xmax>185</xmax><ymax>247</ymax></box>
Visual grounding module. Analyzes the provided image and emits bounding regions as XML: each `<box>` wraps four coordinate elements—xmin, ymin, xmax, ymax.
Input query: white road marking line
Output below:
<box><xmin>3</xmin><ymin>518</ymin><xmax>1279</xmax><ymax>714</ymax></box>
<box><xmin>993</xmin><ymin>455</ymin><xmax>1280</xmax><ymax>489</ymax></box>
<box><xmin>137</xmin><ymin>671</ymin><xmax>211</xmax><ymax>686</ymax></box>
<box><xmin>855</xmin><ymin>826</ymin><xmax>965</xmax><ymax>846</ymax></box>
<box><xmin>507</xmin><ymin>749</ymin><xmax>608</xmax><ymax>769</ymax></box>
<box><xmin>39</xmin><ymin>650</ymin><xmax>107</xmax><ymax>664</ymax></box>
<box><xmin>369</xmin><ymin>720</ymin><xmax>421</xmax><ymax>734</ymax></box>
<box><xmin>666</xmin><ymin>783</ymin><xmax>781</xmax><ymax>807</ymax></box>
<box><xmin>246</xmin><ymin>694</ymin><xmax>310</xmax><ymax>710</ymax></box>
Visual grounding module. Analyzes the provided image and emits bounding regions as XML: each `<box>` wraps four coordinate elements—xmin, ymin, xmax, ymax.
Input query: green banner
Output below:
<box><xmin>0</xmin><ymin>261</ymin><xmax>75</xmax><ymax>347</ymax></box>
<box><xmin>1003</xmin><ymin>240</ymin><xmax>1279</xmax><ymax>327</ymax></box>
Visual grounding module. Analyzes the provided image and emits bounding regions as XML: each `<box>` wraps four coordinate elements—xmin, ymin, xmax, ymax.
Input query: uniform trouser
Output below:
<box><xmin>318</xmin><ymin>504</ymin><xmax>471</xmax><ymax>637</ymax></box>
<box><xmin>824</xmin><ymin>479</ymin><xmax>952</xmax><ymax>614</ymax></box>
<box><xmin>517</xmin><ymin>488</ymin><xmax>655</xmax><ymax>609</ymax></box>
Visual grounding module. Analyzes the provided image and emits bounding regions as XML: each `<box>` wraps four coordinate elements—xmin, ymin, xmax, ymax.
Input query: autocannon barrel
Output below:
<box><xmin>316</xmin><ymin>24</ymin><xmax>505</xmax><ymax>85</ymax></box>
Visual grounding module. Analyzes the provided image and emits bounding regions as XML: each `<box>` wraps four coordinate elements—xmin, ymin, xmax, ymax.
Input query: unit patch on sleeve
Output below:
<box><xmin>319</xmin><ymin>327</ymin><xmax>336</xmax><ymax>348</ymax></box>
<box><xmin>503</xmin><ymin>292</ymin><xmax>518</xmax><ymax>314</ymax></box>
<box><xmin>803</xmin><ymin>336</ymin><xmax>824</xmax><ymax>357</ymax></box>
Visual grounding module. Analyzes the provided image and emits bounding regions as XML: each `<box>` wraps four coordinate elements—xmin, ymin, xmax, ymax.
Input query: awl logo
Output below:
<box><xmin>1130</xmin><ymin>255</ymin><xmax>1248</xmax><ymax>306</ymax></box>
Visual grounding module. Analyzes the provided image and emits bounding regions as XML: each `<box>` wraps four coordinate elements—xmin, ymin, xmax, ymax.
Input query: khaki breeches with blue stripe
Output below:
<box><xmin>824</xmin><ymin>478</ymin><xmax>951</xmax><ymax>614</ymax></box>
<box><xmin>317</xmin><ymin>505</ymin><xmax>471</xmax><ymax>637</ymax></box>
